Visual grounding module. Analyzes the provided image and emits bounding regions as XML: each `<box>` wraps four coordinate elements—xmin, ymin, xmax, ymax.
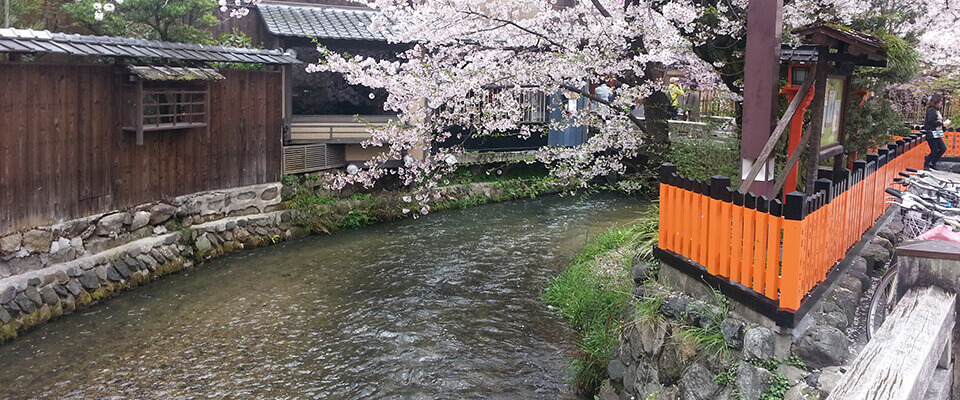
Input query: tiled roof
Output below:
<box><xmin>0</xmin><ymin>28</ymin><xmax>300</xmax><ymax>64</ymax></box>
<box><xmin>258</xmin><ymin>3</ymin><xmax>388</xmax><ymax>41</ymax></box>
<box><xmin>128</xmin><ymin>65</ymin><xmax>226</xmax><ymax>81</ymax></box>
<box><xmin>780</xmin><ymin>44</ymin><xmax>818</xmax><ymax>64</ymax></box>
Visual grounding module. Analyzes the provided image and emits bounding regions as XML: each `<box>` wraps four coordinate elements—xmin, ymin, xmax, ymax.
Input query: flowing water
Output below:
<box><xmin>0</xmin><ymin>193</ymin><xmax>647</xmax><ymax>400</ymax></box>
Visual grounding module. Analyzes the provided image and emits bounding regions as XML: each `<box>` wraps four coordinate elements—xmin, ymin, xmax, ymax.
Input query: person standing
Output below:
<box><xmin>922</xmin><ymin>94</ymin><xmax>949</xmax><ymax>170</ymax></box>
<box><xmin>668</xmin><ymin>77</ymin><xmax>684</xmax><ymax>119</ymax></box>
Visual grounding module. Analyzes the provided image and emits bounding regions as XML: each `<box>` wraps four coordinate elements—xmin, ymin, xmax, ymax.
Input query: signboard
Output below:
<box><xmin>820</xmin><ymin>76</ymin><xmax>845</xmax><ymax>148</ymax></box>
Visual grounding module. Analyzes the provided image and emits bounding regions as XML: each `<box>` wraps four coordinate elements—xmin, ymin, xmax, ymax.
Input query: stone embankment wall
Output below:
<box><xmin>0</xmin><ymin>177</ymin><xmax>554</xmax><ymax>344</ymax></box>
<box><xmin>0</xmin><ymin>183</ymin><xmax>293</xmax><ymax>343</ymax></box>
<box><xmin>0</xmin><ymin>183</ymin><xmax>282</xmax><ymax>277</ymax></box>
<box><xmin>603</xmin><ymin>214</ymin><xmax>904</xmax><ymax>400</ymax></box>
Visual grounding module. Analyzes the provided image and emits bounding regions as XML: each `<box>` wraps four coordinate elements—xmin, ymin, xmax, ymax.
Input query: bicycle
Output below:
<box><xmin>865</xmin><ymin>179</ymin><xmax>960</xmax><ymax>340</ymax></box>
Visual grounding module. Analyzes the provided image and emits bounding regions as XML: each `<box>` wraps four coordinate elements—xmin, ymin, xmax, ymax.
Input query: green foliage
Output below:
<box><xmin>63</xmin><ymin>0</ymin><xmax>217</xmax><ymax>43</ymax></box>
<box><xmin>5</xmin><ymin>0</ymin><xmax>44</xmax><ymax>30</ymax></box>
<box><xmin>714</xmin><ymin>365</ymin><xmax>739</xmax><ymax>387</ymax></box>
<box><xmin>749</xmin><ymin>357</ymin><xmax>781</xmax><ymax>371</ymax></box>
<box><xmin>761</xmin><ymin>371</ymin><xmax>790</xmax><ymax>400</ymax></box>
<box><xmin>660</xmin><ymin>138</ymin><xmax>740</xmax><ymax>184</ymax></box>
<box><xmin>632</xmin><ymin>293</ymin><xmax>663</xmax><ymax>324</ymax></box>
<box><xmin>745</xmin><ymin>355</ymin><xmax>804</xmax><ymax>400</ymax></box>
<box><xmin>436</xmin><ymin>195</ymin><xmax>488</xmax><ymax>210</ymax></box>
<box><xmin>349</xmin><ymin>193</ymin><xmax>374</xmax><ymax>201</ymax></box>
<box><xmin>281</xmin><ymin>174</ymin><xmax>299</xmax><ymax>187</ymax></box>
<box><xmin>339</xmin><ymin>210</ymin><xmax>375</xmax><ymax>229</ymax></box>
<box><xmin>217</xmin><ymin>28</ymin><xmax>254</xmax><ymax>48</ymax></box>
<box><xmin>543</xmin><ymin>222</ymin><xmax>651</xmax><ymax>393</ymax></box>
<box><xmin>785</xmin><ymin>354</ymin><xmax>807</xmax><ymax>369</ymax></box>
<box><xmin>876</xmin><ymin>35</ymin><xmax>920</xmax><ymax>84</ymax></box>
<box><xmin>213</xmin><ymin>29</ymin><xmax>264</xmax><ymax>70</ymax></box>
<box><xmin>842</xmin><ymin>30</ymin><xmax>918</xmax><ymax>161</ymax></box>
<box><xmin>296</xmin><ymin>195</ymin><xmax>338</xmax><ymax>208</ymax></box>
<box><xmin>632</xmin><ymin>205</ymin><xmax>659</xmax><ymax>262</ymax></box>
<box><xmin>674</xmin><ymin>289</ymin><xmax>731</xmax><ymax>359</ymax></box>
<box><xmin>845</xmin><ymin>81</ymin><xmax>912</xmax><ymax>158</ymax></box>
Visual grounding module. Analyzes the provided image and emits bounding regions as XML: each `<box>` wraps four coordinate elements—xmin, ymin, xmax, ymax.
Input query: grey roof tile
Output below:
<box><xmin>0</xmin><ymin>27</ymin><xmax>300</xmax><ymax>64</ymax></box>
<box><xmin>780</xmin><ymin>44</ymin><xmax>819</xmax><ymax>63</ymax></box>
<box><xmin>258</xmin><ymin>3</ymin><xmax>389</xmax><ymax>41</ymax></box>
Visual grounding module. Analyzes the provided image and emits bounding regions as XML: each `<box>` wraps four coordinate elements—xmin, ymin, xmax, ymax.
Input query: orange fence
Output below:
<box><xmin>658</xmin><ymin>134</ymin><xmax>927</xmax><ymax>312</ymax></box>
<box><xmin>905</xmin><ymin>130</ymin><xmax>960</xmax><ymax>158</ymax></box>
<box><xmin>948</xmin><ymin>132</ymin><xmax>960</xmax><ymax>158</ymax></box>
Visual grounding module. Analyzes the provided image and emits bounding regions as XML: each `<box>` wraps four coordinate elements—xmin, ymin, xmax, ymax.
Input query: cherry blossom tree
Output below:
<box><xmin>75</xmin><ymin>0</ymin><xmax>960</xmax><ymax>211</ymax></box>
<box><xmin>308</xmin><ymin>0</ymin><xmax>960</xmax><ymax>208</ymax></box>
<box><xmin>310</xmin><ymin>0</ymin><xmax>728</xmax><ymax>199</ymax></box>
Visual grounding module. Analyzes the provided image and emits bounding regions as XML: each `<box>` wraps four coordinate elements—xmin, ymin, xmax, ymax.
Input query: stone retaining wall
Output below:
<box><xmin>0</xmin><ymin>177</ymin><xmax>552</xmax><ymax>344</ymax></box>
<box><xmin>0</xmin><ymin>209</ymin><xmax>306</xmax><ymax>343</ymax></box>
<box><xmin>603</xmin><ymin>213</ymin><xmax>904</xmax><ymax>400</ymax></box>
<box><xmin>0</xmin><ymin>183</ymin><xmax>282</xmax><ymax>278</ymax></box>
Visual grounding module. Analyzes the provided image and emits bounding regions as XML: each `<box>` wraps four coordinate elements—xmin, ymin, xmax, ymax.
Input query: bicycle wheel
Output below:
<box><xmin>866</xmin><ymin>265</ymin><xmax>898</xmax><ymax>340</ymax></box>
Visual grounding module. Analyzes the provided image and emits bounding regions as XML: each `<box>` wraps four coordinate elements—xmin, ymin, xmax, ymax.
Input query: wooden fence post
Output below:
<box><xmin>780</xmin><ymin>191</ymin><xmax>806</xmax><ymax>311</ymax></box>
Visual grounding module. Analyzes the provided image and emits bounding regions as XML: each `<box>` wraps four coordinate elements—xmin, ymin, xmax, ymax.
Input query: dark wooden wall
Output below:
<box><xmin>0</xmin><ymin>63</ymin><xmax>282</xmax><ymax>234</ymax></box>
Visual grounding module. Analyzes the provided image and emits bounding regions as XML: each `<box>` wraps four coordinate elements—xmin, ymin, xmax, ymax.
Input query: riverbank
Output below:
<box><xmin>542</xmin><ymin>205</ymin><xmax>658</xmax><ymax>396</ymax></box>
<box><xmin>0</xmin><ymin>168</ymin><xmax>571</xmax><ymax>345</ymax></box>
<box><xmin>547</xmin><ymin>202</ymin><xmax>908</xmax><ymax>400</ymax></box>
<box><xmin>0</xmin><ymin>192</ymin><xmax>649</xmax><ymax>399</ymax></box>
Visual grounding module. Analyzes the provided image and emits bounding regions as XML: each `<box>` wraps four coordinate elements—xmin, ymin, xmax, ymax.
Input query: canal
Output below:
<box><xmin>0</xmin><ymin>193</ymin><xmax>647</xmax><ymax>399</ymax></box>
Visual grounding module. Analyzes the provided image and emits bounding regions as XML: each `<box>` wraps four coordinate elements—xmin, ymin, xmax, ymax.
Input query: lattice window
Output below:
<box><xmin>520</xmin><ymin>90</ymin><xmax>548</xmax><ymax>124</ymax></box>
<box><xmin>122</xmin><ymin>82</ymin><xmax>209</xmax><ymax>145</ymax></box>
<box><xmin>484</xmin><ymin>87</ymin><xmax>549</xmax><ymax>124</ymax></box>
<box><xmin>142</xmin><ymin>89</ymin><xmax>207</xmax><ymax>129</ymax></box>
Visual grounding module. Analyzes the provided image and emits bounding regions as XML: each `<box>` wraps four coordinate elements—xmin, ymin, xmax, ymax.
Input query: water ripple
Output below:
<box><xmin>0</xmin><ymin>194</ymin><xmax>646</xmax><ymax>399</ymax></box>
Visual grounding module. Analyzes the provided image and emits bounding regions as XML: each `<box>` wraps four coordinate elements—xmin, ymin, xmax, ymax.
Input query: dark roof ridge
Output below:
<box><xmin>0</xmin><ymin>27</ymin><xmax>299</xmax><ymax>64</ymax></box>
<box><xmin>257</xmin><ymin>1</ymin><xmax>377</xmax><ymax>12</ymax></box>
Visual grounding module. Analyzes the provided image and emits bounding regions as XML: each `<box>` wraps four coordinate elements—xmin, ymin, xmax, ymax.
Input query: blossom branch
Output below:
<box><xmin>559</xmin><ymin>83</ymin><xmax>648</xmax><ymax>135</ymax></box>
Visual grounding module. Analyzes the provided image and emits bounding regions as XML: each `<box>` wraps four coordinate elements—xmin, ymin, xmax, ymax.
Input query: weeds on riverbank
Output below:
<box><xmin>282</xmin><ymin>165</ymin><xmax>563</xmax><ymax>233</ymax></box>
<box><xmin>542</xmin><ymin>205</ymin><xmax>659</xmax><ymax>395</ymax></box>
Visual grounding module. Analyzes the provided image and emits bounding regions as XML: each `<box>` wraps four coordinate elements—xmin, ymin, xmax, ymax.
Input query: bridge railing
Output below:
<box><xmin>657</xmin><ymin>133</ymin><xmax>927</xmax><ymax>312</ymax></box>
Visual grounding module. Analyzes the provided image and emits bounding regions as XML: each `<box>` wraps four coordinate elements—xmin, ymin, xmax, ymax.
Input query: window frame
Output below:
<box><xmin>122</xmin><ymin>79</ymin><xmax>210</xmax><ymax>145</ymax></box>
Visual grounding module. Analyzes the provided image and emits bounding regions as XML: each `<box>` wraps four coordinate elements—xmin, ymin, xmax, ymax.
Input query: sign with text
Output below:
<box><xmin>820</xmin><ymin>76</ymin><xmax>845</xmax><ymax>148</ymax></box>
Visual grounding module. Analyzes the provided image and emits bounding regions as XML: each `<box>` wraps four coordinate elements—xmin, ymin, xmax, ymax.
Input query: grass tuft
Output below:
<box><xmin>542</xmin><ymin>206</ymin><xmax>660</xmax><ymax>394</ymax></box>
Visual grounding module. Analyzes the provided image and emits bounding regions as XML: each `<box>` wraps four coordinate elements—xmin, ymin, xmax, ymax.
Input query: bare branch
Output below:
<box><xmin>590</xmin><ymin>0</ymin><xmax>612</xmax><ymax>18</ymax></box>
<box><xmin>460</xmin><ymin>9</ymin><xmax>570</xmax><ymax>51</ymax></box>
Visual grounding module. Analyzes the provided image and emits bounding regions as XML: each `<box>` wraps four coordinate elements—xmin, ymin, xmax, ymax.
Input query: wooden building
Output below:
<box><xmin>218</xmin><ymin>1</ymin><xmax>559</xmax><ymax>173</ymax></box>
<box><xmin>0</xmin><ymin>28</ymin><xmax>298</xmax><ymax>234</ymax></box>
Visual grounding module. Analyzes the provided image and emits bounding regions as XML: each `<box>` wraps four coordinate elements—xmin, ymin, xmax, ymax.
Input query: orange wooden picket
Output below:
<box><xmin>657</xmin><ymin>133</ymin><xmax>928</xmax><ymax>312</ymax></box>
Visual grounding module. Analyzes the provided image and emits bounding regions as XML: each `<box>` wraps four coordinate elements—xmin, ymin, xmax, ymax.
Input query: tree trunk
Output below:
<box><xmin>644</xmin><ymin>90</ymin><xmax>671</xmax><ymax>165</ymax></box>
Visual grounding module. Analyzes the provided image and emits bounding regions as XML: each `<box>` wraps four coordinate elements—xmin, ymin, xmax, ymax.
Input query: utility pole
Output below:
<box><xmin>739</xmin><ymin>0</ymin><xmax>784</xmax><ymax>197</ymax></box>
<box><xmin>4</xmin><ymin>0</ymin><xmax>10</xmax><ymax>29</ymax></box>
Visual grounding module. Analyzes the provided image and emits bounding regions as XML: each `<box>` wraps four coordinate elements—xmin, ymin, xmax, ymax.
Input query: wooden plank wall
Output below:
<box><xmin>0</xmin><ymin>64</ymin><xmax>282</xmax><ymax>235</ymax></box>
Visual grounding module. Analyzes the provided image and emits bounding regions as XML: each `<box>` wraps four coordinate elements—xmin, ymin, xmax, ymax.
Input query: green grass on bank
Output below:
<box><xmin>282</xmin><ymin>165</ymin><xmax>562</xmax><ymax>233</ymax></box>
<box><xmin>542</xmin><ymin>205</ymin><xmax>659</xmax><ymax>394</ymax></box>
